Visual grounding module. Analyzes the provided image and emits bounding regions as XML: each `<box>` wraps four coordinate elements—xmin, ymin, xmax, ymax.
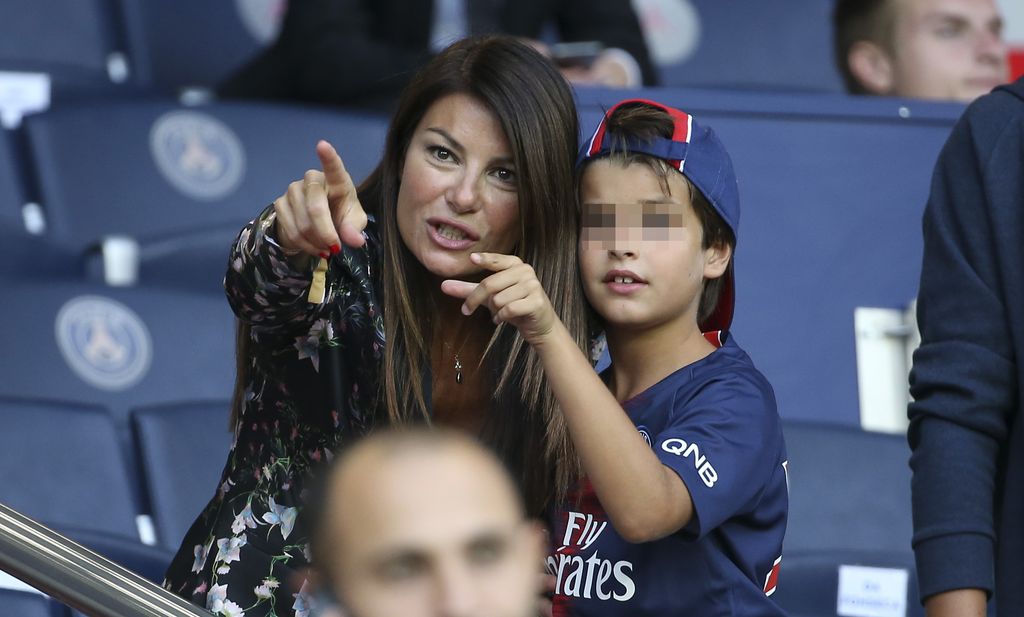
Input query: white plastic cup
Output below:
<box><xmin>101</xmin><ymin>235</ymin><xmax>140</xmax><ymax>287</ymax></box>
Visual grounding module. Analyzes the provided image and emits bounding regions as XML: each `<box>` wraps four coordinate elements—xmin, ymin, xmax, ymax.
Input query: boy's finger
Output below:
<box><xmin>440</xmin><ymin>279</ymin><xmax>477</xmax><ymax>300</ymax></box>
<box><xmin>471</xmin><ymin>252</ymin><xmax>523</xmax><ymax>272</ymax></box>
<box><xmin>461</xmin><ymin>267</ymin><xmax>528</xmax><ymax>315</ymax></box>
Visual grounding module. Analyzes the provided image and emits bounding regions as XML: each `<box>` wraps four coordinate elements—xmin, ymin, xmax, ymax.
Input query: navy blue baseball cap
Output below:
<box><xmin>577</xmin><ymin>98</ymin><xmax>740</xmax><ymax>332</ymax></box>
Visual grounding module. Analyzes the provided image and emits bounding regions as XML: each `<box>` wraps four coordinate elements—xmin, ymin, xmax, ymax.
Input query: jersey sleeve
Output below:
<box><xmin>652</xmin><ymin>371</ymin><xmax>782</xmax><ymax>538</ymax></box>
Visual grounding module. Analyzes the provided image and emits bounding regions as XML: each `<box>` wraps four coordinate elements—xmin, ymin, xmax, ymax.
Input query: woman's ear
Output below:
<box><xmin>848</xmin><ymin>40</ymin><xmax>895</xmax><ymax>95</ymax></box>
<box><xmin>703</xmin><ymin>242</ymin><xmax>732</xmax><ymax>280</ymax></box>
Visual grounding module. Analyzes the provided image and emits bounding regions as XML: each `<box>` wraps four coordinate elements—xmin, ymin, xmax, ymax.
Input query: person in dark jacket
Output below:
<box><xmin>908</xmin><ymin>75</ymin><xmax>1024</xmax><ymax>616</ymax></box>
<box><xmin>219</xmin><ymin>0</ymin><xmax>658</xmax><ymax>108</ymax></box>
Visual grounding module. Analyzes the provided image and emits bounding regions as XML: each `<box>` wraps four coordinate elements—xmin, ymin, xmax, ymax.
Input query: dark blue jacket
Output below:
<box><xmin>909</xmin><ymin>76</ymin><xmax>1024</xmax><ymax>613</ymax></box>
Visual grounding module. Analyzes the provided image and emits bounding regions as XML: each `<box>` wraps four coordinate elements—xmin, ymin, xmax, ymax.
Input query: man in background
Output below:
<box><xmin>833</xmin><ymin>0</ymin><xmax>1007</xmax><ymax>102</ymax></box>
<box><xmin>311</xmin><ymin>428</ymin><xmax>547</xmax><ymax>617</ymax></box>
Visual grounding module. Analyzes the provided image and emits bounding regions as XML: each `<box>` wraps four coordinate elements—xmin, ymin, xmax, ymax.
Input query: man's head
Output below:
<box><xmin>313</xmin><ymin>429</ymin><xmax>544</xmax><ymax>617</ymax></box>
<box><xmin>834</xmin><ymin>0</ymin><xmax>1007</xmax><ymax>102</ymax></box>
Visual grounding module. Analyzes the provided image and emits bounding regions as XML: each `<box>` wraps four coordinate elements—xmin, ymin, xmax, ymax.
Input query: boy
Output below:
<box><xmin>443</xmin><ymin>98</ymin><xmax>789</xmax><ymax>615</ymax></box>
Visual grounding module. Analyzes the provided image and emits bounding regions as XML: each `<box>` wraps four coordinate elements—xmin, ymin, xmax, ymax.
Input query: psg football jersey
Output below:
<box><xmin>548</xmin><ymin>334</ymin><xmax>789</xmax><ymax>616</ymax></box>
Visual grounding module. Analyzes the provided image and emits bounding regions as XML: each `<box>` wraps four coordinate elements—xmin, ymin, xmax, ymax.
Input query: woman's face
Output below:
<box><xmin>397</xmin><ymin>93</ymin><xmax>521</xmax><ymax>280</ymax></box>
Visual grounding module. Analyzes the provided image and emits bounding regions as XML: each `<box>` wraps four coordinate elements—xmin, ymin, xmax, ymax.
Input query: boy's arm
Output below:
<box><xmin>443</xmin><ymin>253</ymin><xmax>694</xmax><ymax>542</ymax></box>
<box><xmin>534</xmin><ymin>319</ymin><xmax>695</xmax><ymax>542</ymax></box>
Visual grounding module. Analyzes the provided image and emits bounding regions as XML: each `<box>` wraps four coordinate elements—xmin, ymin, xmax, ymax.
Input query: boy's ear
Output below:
<box><xmin>703</xmin><ymin>242</ymin><xmax>732</xmax><ymax>280</ymax></box>
<box><xmin>848</xmin><ymin>40</ymin><xmax>895</xmax><ymax>95</ymax></box>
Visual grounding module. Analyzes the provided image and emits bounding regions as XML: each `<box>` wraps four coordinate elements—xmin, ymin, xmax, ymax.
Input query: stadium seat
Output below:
<box><xmin>782</xmin><ymin>420</ymin><xmax>913</xmax><ymax>553</ymax></box>
<box><xmin>578</xmin><ymin>88</ymin><xmax>960</xmax><ymax>426</ymax></box>
<box><xmin>132</xmin><ymin>402</ymin><xmax>233</xmax><ymax>549</ymax></box>
<box><xmin>0</xmin><ymin>128</ymin><xmax>25</xmax><ymax>232</ymax></box>
<box><xmin>772</xmin><ymin>550</ymin><xmax>923</xmax><ymax>617</ymax></box>
<box><xmin>0</xmin><ymin>587</ymin><xmax>67</xmax><ymax>617</ymax></box>
<box><xmin>58</xmin><ymin>528</ymin><xmax>175</xmax><ymax>585</ymax></box>
<box><xmin>118</xmin><ymin>0</ymin><xmax>282</xmax><ymax>95</ymax></box>
<box><xmin>0</xmin><ymin>0</ymin><xmax>129</xmax><ymax>97</ymax></box>
<box><xmin>644</xmin><ymin>0</ymin><xmax>843</xmax><ymax>92</ymax></box>
<box><xmin>0</xmin><ymin>280</ymin><xmax>236</xmax><ymax>430</ymax></box>
<box><xmin>0</xmin><ymin>398</ymin><xmax>140</xmax><ymax>539</ymax></box>
<box><xmin>21</xmin><ymin>99</ymin><xmax>388</xmax><ymax>292</ymax></box>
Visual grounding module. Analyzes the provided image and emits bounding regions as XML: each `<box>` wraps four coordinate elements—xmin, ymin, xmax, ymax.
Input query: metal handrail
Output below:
<box><xmin>0</xmin><ymin>503</ymin><xmax>213</xmax><ymax>617</ymax></box>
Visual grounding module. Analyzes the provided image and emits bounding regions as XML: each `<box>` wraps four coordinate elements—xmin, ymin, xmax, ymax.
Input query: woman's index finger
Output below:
<box><xmin>315</xmin><ymin>140</ymin><xmax>354</xmax><ymax>194</ymax></box>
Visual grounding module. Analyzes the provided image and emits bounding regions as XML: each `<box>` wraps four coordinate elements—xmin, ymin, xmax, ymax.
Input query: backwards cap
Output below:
<box><xmin>577</xmin><ymin>98</ymin><xmax>740</xmax><ymax>332</ymax></box>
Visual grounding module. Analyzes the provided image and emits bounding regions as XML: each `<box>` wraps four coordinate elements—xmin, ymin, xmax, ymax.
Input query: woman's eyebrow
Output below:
<box><xmin>426</xmin><ymin>127</ymin><xmax>463</xmax><ymax>152</ymax></box>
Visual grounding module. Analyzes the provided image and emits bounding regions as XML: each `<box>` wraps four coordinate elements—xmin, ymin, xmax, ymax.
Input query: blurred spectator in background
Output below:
<box><xmin>219</xmin><ymin>0</ymin><xmax>657</xmax><ymax>108</ymax></box>
<box><xmin>834</xmin><ymin>0</ymin><xmax>1008</xmax><ymax>102</ymax></box>
<box><xmin>908</xmin><ymin>75</ymin><xmax>1024</xmax><ymax>617</ymax></box>
<box><xmin>312</xmin><ymin>428</ymin><xmax>546</xmax><ymax>617</ymax></box>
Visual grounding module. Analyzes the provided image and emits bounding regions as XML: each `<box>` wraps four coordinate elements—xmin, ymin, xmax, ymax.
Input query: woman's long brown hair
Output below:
<box><xmin>232</xmin><ymin>36</ymin><xmax>587</xmax><ymax>515</ymax></box>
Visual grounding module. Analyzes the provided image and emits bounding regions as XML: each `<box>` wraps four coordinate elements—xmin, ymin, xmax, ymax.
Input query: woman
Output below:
<box><xmin>163</xmin><ymin>36</ymin><xmax>587</xmax><ymax>616</ymax></box>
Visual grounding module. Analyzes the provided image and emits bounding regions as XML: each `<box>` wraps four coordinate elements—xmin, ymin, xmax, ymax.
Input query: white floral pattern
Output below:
<box><xmin>163</xmin><ymin>208</ymin><xmax>383</xmax><ymax>616</ymax></box>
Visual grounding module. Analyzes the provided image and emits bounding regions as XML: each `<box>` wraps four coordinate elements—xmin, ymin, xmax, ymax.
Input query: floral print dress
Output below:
<box><xmin>163</xmin><ymin>207</ymin><xmax>384</xmax><ymax>617</ymax></box>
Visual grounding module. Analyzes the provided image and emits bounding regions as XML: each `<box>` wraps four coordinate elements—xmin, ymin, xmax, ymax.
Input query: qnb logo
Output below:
<box><xmin>546</xmin><ymin>512</ymin><xmax>636</xmax><ymax>602</ymax></box>
<box><xmin>661</xmin><ymin>437</ymin><xmax>718</xmax><ymax>488</ymax></box>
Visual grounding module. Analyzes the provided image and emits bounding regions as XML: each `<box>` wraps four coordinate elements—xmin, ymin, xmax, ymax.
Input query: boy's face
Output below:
<box><xmin>578</xmin><ymin>159</ymin><xmax>730</xmax><ymax>334</ymax></box>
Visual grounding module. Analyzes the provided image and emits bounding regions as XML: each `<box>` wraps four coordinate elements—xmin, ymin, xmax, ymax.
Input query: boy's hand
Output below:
<box><xmin>441</xmin><ymin>253</ymin><xmax>558</xmax><ymax>346</ymax></box>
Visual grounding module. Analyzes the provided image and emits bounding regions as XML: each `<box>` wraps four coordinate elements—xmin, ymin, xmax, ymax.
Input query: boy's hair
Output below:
<box><xmin>585</xmin><ymin>103</ymin><xmax>736</xmax><ymax>327</ymax></box>
<box><xmin>833</xmin><ymin>0</ymin><xmax>897</xmax><ymax>94</ymax></box>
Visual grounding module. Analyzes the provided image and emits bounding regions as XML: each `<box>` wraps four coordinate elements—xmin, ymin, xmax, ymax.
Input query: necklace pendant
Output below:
<box><xmin>454</xmin><ymin>355</ymin><xmax>463</xmax><ymax>385</ymax></box>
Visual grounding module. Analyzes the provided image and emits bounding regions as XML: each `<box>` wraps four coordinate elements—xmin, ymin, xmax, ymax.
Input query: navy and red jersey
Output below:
<box><xmin>547</xmin><ymin>334</ymin><xmax>789</xmax><ymax>616</ymax></box>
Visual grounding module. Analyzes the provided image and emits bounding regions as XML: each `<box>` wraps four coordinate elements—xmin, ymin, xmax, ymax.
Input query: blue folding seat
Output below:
<box><xmin>0</xmin><ymin>588</ymin><xmax>67</xmax><ymax>617</ymax></box>
<box><xmin>0</xmin><ymin>398</ymin><xmax>139</xmax><ymax>539</ymax></box>
<box><xmin>0</xmin><ymin>128</ymin><xmax>25</xmax><ymax>233</ymax></box>
<box><xmin>59</xmin><ymin>528</ymin><xmax>176</xmax><ymax>585</ymax></box>
<box><xmin>578</xmin><ymin>89</ymin><xmax>960</xmax><ymax>426</ymax></box>
<box><xmin>118</xmin><ymin>0</ymin><xmax>280</xmax><ymax>94</ymax></box>
<box><xmin>132</xmin><ymin>402</ymin><xmax>233</xmax><ymax>549</ymax></box>
<box><xmin>21</xmin><ymin>99</ymin><xmax>388</xmax><ymax>292</ymax></box>
<box><xmin>0</xmin><ymin>0</ymin><xmax>129</xmax><ymax>96</ymax></box>
<box><xmin>0</xmin><ymin>280</ymin><xmax>236</xmax><ymax>430</ymax></box>
<box><xmin>772</xmin><ymin>550</ymin><xmax>923</xmax><ymax>617</ymax></box>
<box><xmin>647</xmin><ymin>0</ymin><xmax>843</xmax><ymax>92</ymax></box>
<box><xmin>782</xmin><ymin>420</ymin><xmax>912</xmax><ymax>553</ymax></box>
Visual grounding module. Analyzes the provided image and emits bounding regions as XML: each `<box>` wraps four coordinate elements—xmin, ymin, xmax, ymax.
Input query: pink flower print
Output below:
<box><xmin>191</xmin><ymin>540</ymin><xmax>212</xmax><ymax>573</ymax></box>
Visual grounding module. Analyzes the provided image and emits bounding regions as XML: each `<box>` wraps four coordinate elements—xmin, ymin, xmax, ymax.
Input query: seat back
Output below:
<box><xmin>0</xmin><ymin>280</ymin><xmax>236</xmax><ymax>427</ymax></box>
<box><xmin>783</xmin><ymin>420</ymin><xmax>913</xmax><ymax>553</ymax></box>
<box><xmin>132</xmin><ymin>402</ymin><xmax>233</xmax><ymax>549</ymax></box>
<box><xmin>642</xmin><ymin>0</ymin><xmax>842</xmax><ymax>92</ymax></box>
<box><xmin>773</xmin><ymin>550</ymin><xmax>922</xmax><ymax>617</ymax></box>
<box><xmin>0</xmin><ymin>398</ymin><xmax>140</xmax><ymax>539</ymax></box>
<box><xmin>0</xmin><ymin>0</ymin><xmax>126</xmax><ymax>95</ymax></box>
<box><xmin>0</xmin><ymin>587</ymin><xmax>67</xmax><ymax>617</ymax></box>
<box><xmin>21</xmin><ymin>100</ymin><xmax>388</xmax><ymax>290</ymax></box>
<box><xmin>119</xmin><ymin>0</ymin><xmax>283</xmax><ymax>93</ymax></box>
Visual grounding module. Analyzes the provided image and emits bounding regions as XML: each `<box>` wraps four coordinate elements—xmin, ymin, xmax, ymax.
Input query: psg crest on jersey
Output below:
<box><xmin>55</xmin><ymin>296</ymin><xmax>152</xmax><ymax>391</ymax></box>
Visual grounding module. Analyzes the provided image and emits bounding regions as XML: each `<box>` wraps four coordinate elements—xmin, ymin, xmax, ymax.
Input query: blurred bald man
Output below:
<box><xmin>312</xmin><ymin>429</ymin><xmax>546</xmax><ymax>617</ymax></box>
